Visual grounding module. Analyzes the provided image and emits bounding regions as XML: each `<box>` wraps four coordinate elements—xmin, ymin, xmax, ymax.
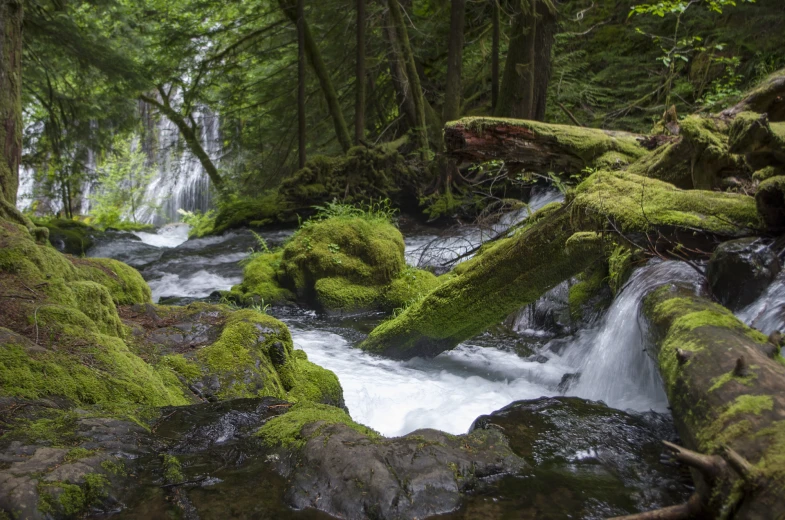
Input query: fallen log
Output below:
<box><xmin>444</xmin><ymin>117</ymin><xmax>647</xmax><ymax>172</ymax></box>
<box><xmin>361</xmin><ymin>171</ymin><xmax>760</xmax><ymax>359</ymax></box>
<box><xmin>642</xmin><ymin>285</ymin><xmax>785</xmax><ymax>519</ymax></box>
<box><xmin>722</xmin><ymin>68</ymin><xmax>785</xmax><ymax>122</ymax></box>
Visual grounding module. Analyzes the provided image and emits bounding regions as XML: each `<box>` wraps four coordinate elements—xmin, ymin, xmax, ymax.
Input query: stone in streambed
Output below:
<box><xmin>707</xmin><ymin>237</ymin><xmax>779</xmax><ymax>310</ymax></box>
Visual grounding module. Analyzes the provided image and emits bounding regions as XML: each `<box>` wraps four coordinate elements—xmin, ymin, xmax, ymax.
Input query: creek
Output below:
<box><xmin>82</xmin><ymin>198</ymin><xmax>702</xmax><ymax>517</ymax></box>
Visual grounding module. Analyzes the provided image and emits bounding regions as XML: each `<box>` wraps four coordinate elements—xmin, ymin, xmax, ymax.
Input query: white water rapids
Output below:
<box><xmin>90</xmin><ymin>216</ymin><xmax>710</xmax><ymax>438</ymax></box>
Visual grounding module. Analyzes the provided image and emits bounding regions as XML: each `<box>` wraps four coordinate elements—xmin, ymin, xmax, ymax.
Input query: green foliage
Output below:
<box><xmin>178</xmin><ymin>209</ymin><xmax>216</xmax><ymax>238</ymax></box>
<box><xmin>90</xmin><ymin>138</ymin><xmax>156</xmax><ymax>228</ymax></box>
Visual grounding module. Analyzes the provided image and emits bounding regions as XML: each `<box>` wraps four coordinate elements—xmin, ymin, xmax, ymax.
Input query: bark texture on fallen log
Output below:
<box><xmin>361</xmin><ymin>171</ymin><xmax>760</xmax><ymax>359</ymax></box>
<box><xmin>444</xmin><ymin>117</ymin><xmax>646</xmax><ymax>172</ymax></box>
<box><xmin>722</xmin><ymin>68</ymin><xmax>785</xmax><ymax>122</ymax></box>
<box><xmin>643</xmin><ymin>286</ymin><xmax>785</xmax><ymax>519</ymax></box>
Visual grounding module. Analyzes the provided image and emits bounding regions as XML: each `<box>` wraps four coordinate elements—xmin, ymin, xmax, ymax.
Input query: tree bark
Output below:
<box><xmin>0</xmin><ymin>0</ymin><xmax>23</xmax><ymax>205</ymax></box>
<box><xmin>642</xmin><ymin>286</ymin><xmax>785</xmax><ymax>519</ymax></box>
<box><xmin>298</xmin><ymin>0</ymin><xmax>307</xmax><ymax>168</ymax></box>
<box><xmin>280</xmin><ymin>0</ymin><xmax>352</xmax><ymax>153</ymax></box>
<box><xmin>139</xmin><ymin>89</ymin><xmax>225</xmax><ymax>190</ymax></box>
<box><xmin>444</xmin><ymin>117</ymin><xmax>646</xmax><ymax>172</ymax></box>
<box><xmin>491</xmin><ymin>0</ymin><xmax>500</xmax><ymax>111</ymax></box>
<box><xmin>355</xmin><ymin>0</ymin><xmax>366</xmax><ymax>144</ymax></box>
<box><xmin>383</xmin><ymin>15</ymin><xmax>418</xmax><ymax>132</ymax></box>
<box><xmin>387</xmin><ymin>0</ymin><xmax>429</xmax><ymax>159</ymax></box>
<box><xmin>443</xmin><ymin>0</ymin><xmax>466</xmax><ymax>122</ymax></box>
<box><xmin>494</xmin><ymin>0</ymin><xmax>557</xmax><ymax>120</ymax></box>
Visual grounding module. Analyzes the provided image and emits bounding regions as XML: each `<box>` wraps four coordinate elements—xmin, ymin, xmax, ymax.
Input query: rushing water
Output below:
<box><xmin>737</xmin><ymin>269</ymin><xmax>785</xmax><ymax>335</ymax></box>
<box><xmin>87</xmin><ymin>215</ymin><xmax>700</xmax><ymax>438</ymax></box>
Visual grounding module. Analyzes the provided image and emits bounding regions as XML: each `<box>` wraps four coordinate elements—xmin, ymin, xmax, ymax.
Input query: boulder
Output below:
<box><xmin>707</xmin><ymin>238</ymin><xmax>780</xmax><ymax>310</ymax></box>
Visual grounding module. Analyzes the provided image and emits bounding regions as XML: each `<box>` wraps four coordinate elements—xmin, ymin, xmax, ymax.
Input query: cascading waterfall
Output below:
<box><xmin>562</xmin><ymin>261</ymin><xmax>703</xmax><ymax>412</ymax></box>
<box><xmin>134</xmin><ymin>101</ymin><xmax>218</xmax><ymax>225</ymax></box>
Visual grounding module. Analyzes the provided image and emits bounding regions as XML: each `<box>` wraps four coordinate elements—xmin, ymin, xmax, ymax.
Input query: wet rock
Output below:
<box><xmin>278</xmin><ymin>423</ymin><xmax>524</xmax><ymax>520</ymax></box>
<box><xmin>707</xmin><ymin>237</ymin><xmax>780</xmax><ymax>310</ymax></box>
<box><xmin>468</xmin><ymin>397</ymin><xmax>691</xmax><ymax>518</ymax></box>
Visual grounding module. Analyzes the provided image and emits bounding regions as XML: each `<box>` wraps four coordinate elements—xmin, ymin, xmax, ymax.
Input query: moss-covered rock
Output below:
<box><xmin>122</xmin><ymin>303</ymin><xmax>344</xmax><ymax>408</ymax></box>
<box><xmin>227</xmin><ymin>251</ymin><xmax>295</xmax><ymax>306</ymax></box>
<box><xmin>755</xmin><ymin>175</ymin><xmax>785</xmax><ymax>232</ymax></box>
<box><xmin>212</xmin><ymin>191</ymin><xmax>290</xmax><ymax>235</ymax></box>
<box><xmin>33</xmin><ymin>218</ymin><xmax>97</xmax><ymax>256</ymax></box>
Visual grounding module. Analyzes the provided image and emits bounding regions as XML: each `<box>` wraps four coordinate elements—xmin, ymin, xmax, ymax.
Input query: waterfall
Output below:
<box><xmin>563</xmin><ymin>260</ymin><xmax>704</xmax><ymax>412</ymax></box>
<box><xmin>134</xmin><ymin>101</ymin><xmax>218</xmax><ymax>225</ymax></box>
<box><xmin>737</xmin><ymin>270</ymin><xmax>785</xmax><ymax>335</ymax></box>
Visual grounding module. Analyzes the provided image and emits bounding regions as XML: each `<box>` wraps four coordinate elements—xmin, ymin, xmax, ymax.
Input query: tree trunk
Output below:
<box><xmin>383</xmin><ymin>16</ymin><xmax>418</xmax><ymax>132</ymax></box>
<box><xmin>140</xmin><ymin>90</ymin><xmax>225</xmax><ymax>190</ymax></box>
<box><xmin>280</xmin><ymin>0</ymin><xmax>352</xmax><ymax>153</ymax></box>
<box><xmin>642</xmin><ymin>286</ymin><xmax>785</xmax><ymax>519</ymax></box>
<box><xmin>0</xmin><ymin>0</ymin><xmax>23</xmax><ymax>206</ymax></box>
<box><xmin>387</xmin><ymin>0</ymin><xmax>429</xmax><ymax>159</ymax></box>
<box><xmin>444</xmin><ymin>117</ymin><xmax>646</xmax><ymax>172</ymax></box>
<box><xmin>443</xmin><ymin>0</ymin><xmax>465</xmax><ymax>122</ymax></box>
<box><xmin>491</xmin><ymin>0</ymin><xmax>500</xmax><ymax>111</ymax></box>
<box><xmin>298</xmin><ymin>0</ymin><xmax>307</xmax><ymax>168</ymax></box>
<box><xmin>355</xmin><ymin>0</ymin><xmax>366</xmax><ymax>144</ymax></box>
<box><xmin>494</xmin><ymin>0</ymin><xmax>557</xmax><ymax>120</ymax></box>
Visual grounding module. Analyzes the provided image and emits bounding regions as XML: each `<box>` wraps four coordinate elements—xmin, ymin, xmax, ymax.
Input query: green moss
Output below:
<box><xmin>607</xmin><ymin>245</ymin><xmax>634</xmax><ymax>295</ymax></box>
<box><xmin>38</xmin><ymin>473</ymin><xmax>109</xmax><ymax>517</ymax></box>
<box><xmin>279</xmin><ymin>146</ymin><xmax>413</xmax><ymax>211</ymax></box>
<box><xmin>230</xmin><ymin>250</ymin><xmax>295</xmax><ymax>306</ymax></box>
<box><xmin>286</xmin><ymin>352</ymin><xmax>344</xmax><ymax>407</ymax></box>
<box><xmin>66</xmin><ymin>281</ymin><xmax>124</xmax><ymax>337</ymax></box>
<box><xmin>568</xmin><ymin>264</ymin><xmax>608</xmax><ymax>320</ymax></box>
<box><xmin>382</xmin><ymin>267</ymin><xmax>440</xmax><ymax>312</ymax></box>
<box><xmin>699</xmin><ymin>395</ymin><xmax>774</xmax><ymax>449</ymax></box>
<box><xmin>33</xmin><ymin>217</ymin><xmax>96</xmax><ymax>256</ymax></box>
<box><xmin>314</xmin><ymin>277</ymin><xmax>383</xmax><ymax>312</ymax></box>
<box><xmin>212</xmin><ymin>190</ymin><xmax>289</xmax><ymax>234</ymax></box>
<box><xmin>64</xmin><ymin>447</ymin><xmax>97</xmax><ymax>463</ymax></box>
<box><xmin>257</xmin><ymin>401</ymin><xmax>379</xmax><ymax>449</ymax></box>
<box><xmin>708</xmin><ymin>369</ymin><xmax>757</xmax><ymax>392</ymax></box>
<box><xmin>24</xmin><ymin>411</ymin><xmax>79</xmax><ymax>446</ymax></box>
<box><xmin>573</xmin><ymin>170</ymin><xmax>761</xmax><ymax>235</ymax></box>
<box><xmin>73</xmin><ymin>257</ymin><xmax>152</xmax><ymax>305</ymax></box>
<box><xmin>160</xmin><ymin>354</ymin><xmax>202</xmax><ymax>382</ymax></box>
<box><xmin>161</xmin><ymin>454</ymin><xmax>184</xmax><ymax>483</ymax></box>
<box><xmin>753</xmin><ymin>166</ymin><xmax>785</xmax><ymax>182</ymax></box>
<box><xmin>754</xmin><ymin>420</ymin><xmax>785</xmax><ymax>478</ymax></box>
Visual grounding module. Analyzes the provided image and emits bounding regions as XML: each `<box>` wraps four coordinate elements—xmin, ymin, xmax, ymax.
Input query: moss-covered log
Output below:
<box><xmin>643</xmin><ymin>286</ymin><xmax>785</xmax><ymax>519</ymax></box>
<box><xmin>444</xmin><ymin>117</ymin><xmax>646</xmax><ymax>172</ymax></box>
<box><xmin>360</xmin><ymin>205</ymin><xmax>604</xmax><ymax>358</ymax></box>
<box><xmin>729</xmin><ymin>111</ymin><xmax>785</xmax><ymax>172</ymax></box>
<box><xmin>362</xmin><ymin>171</ymin><xmax>760</xmax><ymax>359</ymax></box>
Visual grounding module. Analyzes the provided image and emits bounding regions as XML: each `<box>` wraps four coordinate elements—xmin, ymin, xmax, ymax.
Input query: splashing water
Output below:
<box><xmin>737</xmin><ymin>270</ymin><xmax>785</xmax><ymax>335</ymax></box>
<box><xmin>563</xmin><ymin>261</ymin><xmax>703</xmax><ymax>412</ymax></box>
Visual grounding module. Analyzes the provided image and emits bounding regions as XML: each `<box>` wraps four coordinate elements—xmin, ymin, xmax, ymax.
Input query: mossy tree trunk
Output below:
<box><xmin>491</xmin><ymin>0</ymin><xmax>500</xmax><ymax>111</ymax></box>
<box><xmin>642</xmin><ymin>286</ymin><xmax>785</xmax><ymax>519</ymax></box>
<box><xmin>140</xmin><ymin>88</ymin><xmax>226</xmax><ymax>191</ymax></box>
<box><xmin>442</xmin><ymin>0</ymin><xmax>465</xmax><ymax>122</ymax></box>
<box><xmin>386</xmin><ymin>0</ymin><xmax>429</xmax><ymax>159</ymax></box>
<box><xmin>355</xmin><ymin>0</ymin><xmax>366</xmax><ymax>144</ymax></box>
<box><xmin>383</xmin><ymin>15</ymin><xmax>417</xmax><ymax>133</ymax></box>
<box><xmin>0</xmin><ymin>0</ymin><xmax>23</xmax><ymax>206</ymax></box>
<box><xmin>494</xmin><ymin>0</ymin><xmax>557</xmax><ymax>120</ymax></box>
<box><xmin>280</xmin><ymin>0</ymin><xmax>352</xmax><ymax>154</ymax></box>
<box><xmin>298</xmin><ymin>0</ymin><xmax>307</xmax><ymax>168</ymax></box>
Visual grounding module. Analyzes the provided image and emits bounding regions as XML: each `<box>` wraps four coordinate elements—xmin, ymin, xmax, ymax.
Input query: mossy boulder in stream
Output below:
<box><xmin>230</xmin><ymin>214</ymin><xmax>439</xmax><ymax>313</ymax></box>
<box><xmin>706</xmin><ymin>237</ymin><xmax>780</xmax><ymax>310</ymax></box>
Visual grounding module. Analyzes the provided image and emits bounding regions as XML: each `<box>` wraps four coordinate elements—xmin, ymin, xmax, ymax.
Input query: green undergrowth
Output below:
<box><xmin>257</xmin><ymin>401</ymin><xmax>379</xmax><ymax>449</ymax></box>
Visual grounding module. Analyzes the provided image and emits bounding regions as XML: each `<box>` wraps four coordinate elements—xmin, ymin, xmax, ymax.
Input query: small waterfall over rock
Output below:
<box><xmin>737</xmin><ymin>270</ymin><xmax>785</xmax><ymax>335</ymax></box>
<box><xmin>563</xmin><ymin>261</ymin><xmax>703</xmax><ymax>412</ymax></box>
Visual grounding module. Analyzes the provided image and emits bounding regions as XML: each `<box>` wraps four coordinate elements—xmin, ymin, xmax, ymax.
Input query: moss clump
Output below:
<box><xmin>257</xmin><ymin>401</ymin><xmax>378</xmax><ymax>449</ymax></box>
<box><xmin>313</xmin><ymin>277</ymin><xmax>384</xmax><ymax>312</ymax></box>
<box><xmin>753</xmin><ymin>165</ymin><xmax>785</xmax><ymax>182</ymax></box>
<box><xmin>381</xmin><ymin>267</ymin><xmax>440</xmax><ymax>312</ymax></box>
<box><xmin>568</xmin><ymin>264</ymin><xmax>608</xmax><ymax>320</ymax></box>
<box><xmin>66</xmin><ymin>281</ymin><xmax>124</xmax><ymax>336</ymax></box>
<box><xmin>38</xmin><ymin>473</ymin><xmax>109</xmax><ymax>517</ymax></box>
<box><xmin>228</xmin><ymin>250</ymin><xmax>295</xmax><ymax>306</ymax></box>
<box><xmin>33</xmin><ymin>217</ymin><xmax>96</xmax><ymax>255</ymax></box>
<box><xmin>160</xmin><ymin>354</ymin><xmax>202</xmax><ymax>382</ymax></box>
<box><xmin>607</xmin><ymin>245</ymin><xmax>636</xmax><ymax>295</ymax></box>
<box><xmin>212</xmin><ymin>191</ymin><xmax>289</xmax><ymax>235</ymax></box>
<box><xmin>160</xmin><ymin>454</ymin><xmax>184</xmax><ymax>483</ymax></box>
<box><xmin>286</xmin><ymin>350</ymin><xmax>344</xmax><ymax>408</ymax></box>
<box><xmin>73</xmin><ymin>257</ymin><xmax>152</xmax><ymax>305</ymax></box>
<box><xmin>573</xmin><ymin>170</ymin><xmax>760</xmax><ymax>235</ymax></box>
